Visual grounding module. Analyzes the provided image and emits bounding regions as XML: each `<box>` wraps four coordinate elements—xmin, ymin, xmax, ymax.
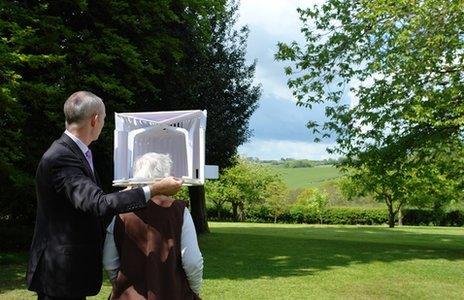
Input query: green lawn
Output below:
<box><xmin>267</xmin><ymin>165</ymin><xmax>340</xmax><ymax>189</ymax></box>
<box><xmin>1</xmin><ymin>222</ymin><xmax>463</xmax><ymax>299</ymax></box>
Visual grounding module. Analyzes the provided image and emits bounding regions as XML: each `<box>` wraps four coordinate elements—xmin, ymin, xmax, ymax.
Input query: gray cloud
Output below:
<box><xmin>249</xmin><ymin>95</ymin><xmax>330</xmax><ymax>142</ymax></box>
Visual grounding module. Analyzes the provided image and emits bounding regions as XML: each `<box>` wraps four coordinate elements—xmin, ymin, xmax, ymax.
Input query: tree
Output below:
<box><xmin>264</xmin><ymin>180</ymin><xmax>289</xmax><ymax>223</ymax></box>
<box><xmin>337</xmin><ymin>139</ymin><xmax>463</xmax><ymax>227</ymax></box>
<box><xmin>402</xmin><ymin>139</ymin><xmax>464</xmax><ymax>224</ymax></box>
<box><xmin>188</xmin><ymin>185</ymin><xmax>210</xmax><ymax>234</ymax></box>
<box><xmin>159</xmin><ymin>0</ymin><xmax>261</xmax><ymax>231</ymax></box>
<box><xmin>283</xmin><ymin>159</ymin><xmax>314</xmax><ymax>168</ymax></box>
<box><xmin>0</xmin><ymin>2</ymin><xmax>66</xmax><ymax>222</ymax></box>
<box><xmin>0</xmin><ymin>0</ymin><xmax>260</xmax><ymax>226</ymax></box>
<box><xmin>295</xmin><ymin>188</ymin><xmax>328</xmax><ymax>224</ymax></box>
<box><xmin>276</xmin><ymin>0</ymin><xmax>464</xmax><ymax>227</ymax></box>
<box><xmin>205</xmin><ymin>180</ymin><xmax>228</xmax><ymax>219</ymax></box>
<box><xmin>0</xmin><ymin>0</ymin><xmax>219</xmax><ymax>221</ymax></box>
<box><xmin>217</xmin><ymin>157</ymin><xmax>281</xmax><ymax>221</ymax></box>
<box><xmin>157</xmin><ymin>0</ymin><xmax>261</xmax><ymax>169</ymax></box>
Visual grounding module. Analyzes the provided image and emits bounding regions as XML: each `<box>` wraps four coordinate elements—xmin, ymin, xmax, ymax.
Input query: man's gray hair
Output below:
<box><xmin>133</xmin><ymin>152</ymin><xmax>172</xmax><ymax>179</ymax></box>
<box><xmin>64</xmin><ymin>91</ymin><xmax>104</xmax><ymax>126</ymax></box>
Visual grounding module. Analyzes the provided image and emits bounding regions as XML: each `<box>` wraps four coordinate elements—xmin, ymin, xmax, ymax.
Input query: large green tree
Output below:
<box><xmin>159</xmin><ymin>0</ymin><xmax>261</xmax><ymax>231</ymax></box>
<box><xmin>1</xmin><ymin>0</ymin><xmax>205</xmax><ymax>222</ymax></box>
<box><xmin>276</xmin><ymin>0</ymin><xmax>464</xmax><ymax>226</ymax></box>
<box><xmin>0</xmin><ymin>0</ymin><xmax>259</xmax><ymax>223</ymax></box>
<box><xmin>338</xmin><ymin>139</ymin><xmax>463</xmax><ymax>227</ymax></box>
<box><xmin>215</xmin><ymin>157</ymin><xmax>282</xmax><ymax>221</ymax></box>
<box><xmin>158</xmin><ymin>0</ymin><xmax>261</xmax><ymax>169</ymax></box>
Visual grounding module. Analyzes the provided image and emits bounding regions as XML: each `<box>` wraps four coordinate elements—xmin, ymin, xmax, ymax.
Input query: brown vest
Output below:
<box><xmin>112</xmin><ymin>199</ymin><xmax>200</xmax><ymax>300</ymax></box>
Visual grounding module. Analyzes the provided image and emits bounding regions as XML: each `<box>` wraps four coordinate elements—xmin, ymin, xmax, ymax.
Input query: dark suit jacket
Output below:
<box><xmin>27</xmin><ymin>133</ymin><xmax>147</xmax><ymax>297</ymax></box>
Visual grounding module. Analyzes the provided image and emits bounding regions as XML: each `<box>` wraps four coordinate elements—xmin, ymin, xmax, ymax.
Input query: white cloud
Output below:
<box><xmin>238</xmin><ymin>138</ymin><xmax>339</xmax><ymax>160</ymax></box>
<box><xmin>237</xmin><ymin>0</ymin><xmax>325</xmax><ymax>103</ymax></box>
<box><xmin>237</xmin><ymin>0</ymin><xmax>324</xmax><ymax>38</ymax></box>
<box><xmin>255</xmin><ymin>63</ymin><xmax>295</xmax><ymax>101</ymax></box>
<box><xmin>234</xmin><ymin>0</ymin><xmax>338</xmax><ymax>159</ymax></box>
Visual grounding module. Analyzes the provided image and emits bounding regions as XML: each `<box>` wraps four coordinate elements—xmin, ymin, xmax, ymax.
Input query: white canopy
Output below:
<box><xmin>114</xmin><ymin>110</ymin><xmax>207</xmax><ymax>184</ymax></box>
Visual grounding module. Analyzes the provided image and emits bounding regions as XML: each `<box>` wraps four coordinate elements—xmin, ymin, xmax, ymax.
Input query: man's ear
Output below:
<box><xmin>90</xmin><ymin>114</ymin><xmax>98</xmax><ymax>127</ymax></box>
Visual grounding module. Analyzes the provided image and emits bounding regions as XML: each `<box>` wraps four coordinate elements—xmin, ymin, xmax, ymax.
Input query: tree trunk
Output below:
<box><xmin>188</xmin><ymin>185</ymin><xmax>210</xmax><ymax>234</ymax></box>
<box><xmin>238</xmin><ymin>203</ymin><xmax>245</xmax><ymax>222</ymax></box>
<box><xmin>232</xmin><ymin>202</ymin><xmax>238</xmax><ymax>221</ymax></box>
<box><xmin>386</xmin><ymin>197</ymin><xmax>395</xmax><ymax>228</ymax></box>
<box><xmin>274</xmin><ymin>215</ymin><xmax>277</xmax><ymax>223</ymax></box>
<box><xmin>432</xmin><ymin>202</ymin><xmax>444</xmax><ymax>226</ymax></box>
<box><xmin>398</xmin><ymin>206</ymin><xmax>403</xmax><ymax>226</ymax></box>
<box><xmin>387</xmin><ymin>210</ymin><xmax>395</xmax><ymax>228</ymax></box>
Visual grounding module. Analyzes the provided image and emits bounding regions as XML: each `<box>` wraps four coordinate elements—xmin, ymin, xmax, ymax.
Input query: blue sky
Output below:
<box><xmin>236</xmin><ymin>0</ymin><xmax>341</xmax><ymax>160</ymax></box>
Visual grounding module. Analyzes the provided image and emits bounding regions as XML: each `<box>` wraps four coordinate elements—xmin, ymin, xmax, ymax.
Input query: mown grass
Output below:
<box><xmin>267</xmin><ymin>165</ymin><xmax>340</xmax><ymax>189</ymax></box>
<box><xmin>1</xmin><ymin>222</ymin><xmax>463</xmax><ymax>299</ymax></box>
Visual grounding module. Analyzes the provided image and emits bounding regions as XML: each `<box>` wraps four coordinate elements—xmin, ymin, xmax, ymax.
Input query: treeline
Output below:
<box><xmin>245</xmin><ymin>157</ymin><xmax>342</xmax><ymax>168</ymax></box>
<box><xmin>0</xmin><ymin>0</ymin><xmax>260</xmax><ymax>223</ymax></box>
<box><xmin>176</xmin><ymin>158</ymin><xmax>463</xmax><ymax>227</ymax></box>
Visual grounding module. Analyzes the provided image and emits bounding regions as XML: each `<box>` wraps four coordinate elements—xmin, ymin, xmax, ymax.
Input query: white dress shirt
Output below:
<box><xmin>64</xmin><ymin>130</ymin><xmax>90</xmax><ymax>157</ymax></box>
<box><xmin>103</xmin><ymin>207</ymin><xmax>203</xmax><ymax>295</ymax></box>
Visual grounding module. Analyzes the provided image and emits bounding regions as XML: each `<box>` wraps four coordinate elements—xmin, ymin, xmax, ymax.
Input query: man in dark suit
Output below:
<box><xmin>27</xmin><ymin>91</ymin><xmax>182</xmax><ymax>299</ymax></box>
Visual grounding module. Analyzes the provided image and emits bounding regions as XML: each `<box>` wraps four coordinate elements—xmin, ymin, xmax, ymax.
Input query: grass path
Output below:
<box><xmin>1</xmin><ymin>223</ymin><xmax>463</xmax><ymax>299</ymax></box>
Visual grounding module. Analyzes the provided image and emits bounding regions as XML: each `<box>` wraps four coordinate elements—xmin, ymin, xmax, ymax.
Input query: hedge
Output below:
<box><xmin>402</xmin><ymin>209</ymin><xmax>464</xmax><ymax>226</ymax></box>
<box><xmin>206</xmin><ymin>206</ymin><xmax>464</xmax><ymax>226</ymax></box>
<box><xmin>248</xmin><ymin>207</ymin><xmax>390</xmax><ymax>225</ymax></box>
<box><xmin>2</xmin><ymin>207</ymin><xmax>462</xmax><ymax>251</ymax></box>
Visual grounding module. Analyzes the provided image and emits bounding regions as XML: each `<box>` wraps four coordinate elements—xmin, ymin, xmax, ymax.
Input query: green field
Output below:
<box><xmin>2</xmin><ymin>222</ymin><xmax>463</xmax><ymax>299</ymax></box>
<box><xmin>267</xmin><ymin>164</ymin><xmax>340</xmax><ymax>189</ymax></box>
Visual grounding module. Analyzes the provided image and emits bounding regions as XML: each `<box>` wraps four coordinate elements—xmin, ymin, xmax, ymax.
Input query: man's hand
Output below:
<box><xmin>149</xmin><ymin>176</ymin><xmax>183</xmax><ymax>197</ymax></box>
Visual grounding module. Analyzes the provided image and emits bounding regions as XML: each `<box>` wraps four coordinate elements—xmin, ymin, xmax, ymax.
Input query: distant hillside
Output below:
<box><xmin>266</xmin><ymin>164</ymin><xmax>340</xmax><ymax>189</ymax></box>
<box><xmin>246</xmin><ymin>157</ymin><xmax>341</xmax><ymax>167</ymax></box>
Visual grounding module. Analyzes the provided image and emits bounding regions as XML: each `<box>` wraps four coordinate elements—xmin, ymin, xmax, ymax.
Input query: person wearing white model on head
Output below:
<box><xmin>103</xmin><ymin>152</ymin><xmax>203</xmax><ymax>300</ymax></box>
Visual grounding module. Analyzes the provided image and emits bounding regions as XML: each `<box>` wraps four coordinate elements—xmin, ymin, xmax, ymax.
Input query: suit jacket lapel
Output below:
<box><xmin>58</xmin><ymin>133</ymin><xmax>98</xmax><ymax>184</ymax></box>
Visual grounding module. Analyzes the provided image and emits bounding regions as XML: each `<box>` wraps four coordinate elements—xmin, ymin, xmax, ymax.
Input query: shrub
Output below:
<box><xmin>446</xmin><ymin>210</ymin><xmax>464</xmax><ymax>226</ymax></box>
<box><xmin>403</xmin><ymin>209</ymin><xmax>464</xmax><ymax>226</ymax></box>
<box><xmin>206</xmin><ymin>205</ymin><xmax>464</xmax><ymax>227</ymax></box>
<box><xmin>283</xmin><ymin>159</ymin><xmax>314</xmax><ymax>168</ymax></box>
<box><xmin>0</xmin><ymin>223</ymin><xmax>33</xmax><ymax>251</ymax></box>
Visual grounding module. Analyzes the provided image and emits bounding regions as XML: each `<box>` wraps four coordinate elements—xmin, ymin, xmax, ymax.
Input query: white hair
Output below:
<box><xmin>64</xmin><ymin>91</ymin><xmax>104</xmax><ymax>126</ymax></box>
<box><xmin>133</xmin><ymin>152</ymin><xmax>172</xmax><ymax>179</ymax></box>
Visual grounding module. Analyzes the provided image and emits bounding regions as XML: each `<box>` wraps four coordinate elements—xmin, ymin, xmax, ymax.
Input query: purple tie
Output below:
<box><xmin>85</xmin><ymin>149</ymin><xmax>94</xmax><ymax>173</ymax></box>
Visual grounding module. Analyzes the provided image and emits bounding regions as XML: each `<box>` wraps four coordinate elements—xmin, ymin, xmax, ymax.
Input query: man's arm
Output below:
<box><xmin>52</xmin><ymin>162</ymin><xmax>146</xmax><ymax>217</ymax></box>
<box><xmin>51</xmin><ymin>154</ymin><xmax>182</xmax><ymax>217</ymax></box>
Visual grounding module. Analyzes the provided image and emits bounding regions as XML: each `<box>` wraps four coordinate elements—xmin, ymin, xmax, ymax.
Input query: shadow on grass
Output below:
<box><xmin>1</xmin><ymin>225</ymin><xmax>463</xmax><ymax>294</ymax></box>
<box><xmin>200</xmin><ymin>225</ymin><xmax>464</xmax><ymax>280</ymax></box>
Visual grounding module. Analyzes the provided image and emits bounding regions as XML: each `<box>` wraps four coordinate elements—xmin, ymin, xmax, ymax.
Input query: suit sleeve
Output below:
<box><xmin>50</xmin><ymin>153</ymin><xmax>146</xmax><ymax>217</ymax></box>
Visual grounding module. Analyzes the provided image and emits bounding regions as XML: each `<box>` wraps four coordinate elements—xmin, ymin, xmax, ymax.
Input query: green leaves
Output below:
<box><xmin>0</xmin><ymin>0</ymin><xmax>259</xmax><ymax>223</ymax></box>
<box><xmin>207</xmin><ymin>158</ymin><xmax>286</xmax><ymax>221</ymax></box>
<box><xmin>276</xmin><ymin>0</ymin><xmax>464</xmax><ymax>227</ymax></box>
<box><xmin>294</xmin><ymin>188</ymin><xmax>328</xmax><ymax>224</ymax></box>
